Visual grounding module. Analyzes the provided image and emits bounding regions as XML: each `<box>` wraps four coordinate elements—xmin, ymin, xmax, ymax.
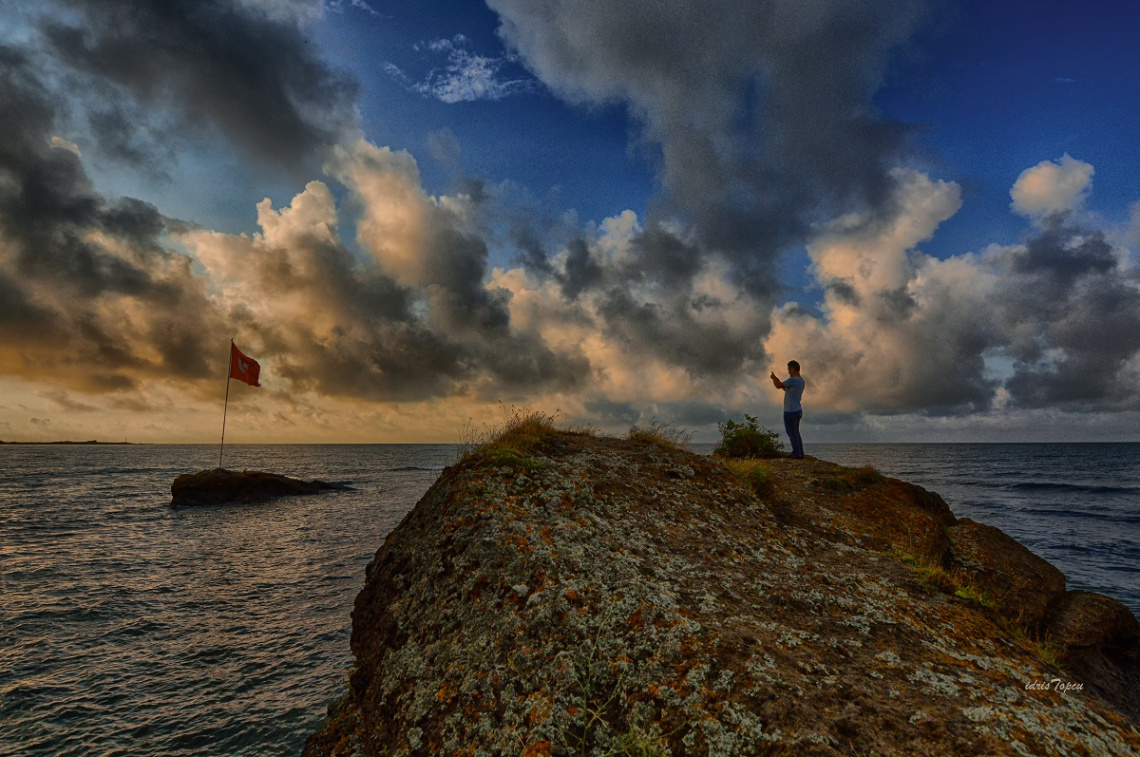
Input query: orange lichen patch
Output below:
<box><xmin>504</xmin><ymin>533</ymin><xmax>532</xmax><ymax>551</ymax></box>
<box><xmin>564</xmin><ymin>589</ymin><xmax>579</xmax><ymax>601</ymax></box>
<box><xmin>436</xmin><ymin>682</ymin><xmax>454</xmax><ymax>703</ymax></box>
<box><xmin>525</xmin><ymin>693</ymin><xmax>551</xmax><ymax>724</ymax></box>
<box><xmin>539</xmin><ymin>526</ymin><xmax>554</xmax><ymax>546</ymax></box>
<box><xmin>521</xmin><ymin>740</ymin><xmax>551</xmax><ymax>757</ymax></box>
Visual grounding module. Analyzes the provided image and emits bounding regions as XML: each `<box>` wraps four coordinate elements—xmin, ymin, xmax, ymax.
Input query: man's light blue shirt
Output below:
<box><xmin>782</xmin><ymin>376</ymin><xmax>805</xmax><ymax>413</ymax></box>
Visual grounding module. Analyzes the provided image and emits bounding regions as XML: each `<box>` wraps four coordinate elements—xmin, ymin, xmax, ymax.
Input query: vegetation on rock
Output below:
<box><xmin>713</xmin><ymin>414</ymin><xmax>785</xmax><ymax>459</ymax></box>
<box><xmin>625</xmin><ymin>422</ymin><xmax>693</xmax><ymax>451</ymax></box>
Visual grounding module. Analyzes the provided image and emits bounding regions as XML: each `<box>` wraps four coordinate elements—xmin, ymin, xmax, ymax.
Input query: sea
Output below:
<box><xmin>1</xmin><ymin>442</ymin><xmax>1137</xmax><ymax>756</ymax></box>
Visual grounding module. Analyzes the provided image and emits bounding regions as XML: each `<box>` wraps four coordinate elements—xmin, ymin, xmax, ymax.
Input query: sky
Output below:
<box><xmin>2</xmin><ymin>0</ymin><xmax>1140</xmax><ymax>443</ymax></box>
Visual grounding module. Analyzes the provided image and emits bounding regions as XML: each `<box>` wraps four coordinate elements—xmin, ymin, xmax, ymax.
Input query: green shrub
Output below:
<box><xmin>714</xmin><ymin>414</ymin><xmax>785</xmax><ymax>459</ymax></box>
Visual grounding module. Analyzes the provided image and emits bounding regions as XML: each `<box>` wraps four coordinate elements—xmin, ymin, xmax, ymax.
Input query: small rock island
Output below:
<box><xmin>170</xmin><ymin>468</ymin><xmax>344</xmax><ymax>506</ymax></box>
<box><xmin>305</xmin><ymin>424</ymin><xmax>1139</xmax><ymax>756</ymax></box>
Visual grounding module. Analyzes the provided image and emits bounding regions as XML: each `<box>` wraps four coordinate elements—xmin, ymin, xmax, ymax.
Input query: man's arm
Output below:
<box><xmin>770</xmin><ymin>371</ymin><xmax>785</xmax><ymax>390</ymax></box>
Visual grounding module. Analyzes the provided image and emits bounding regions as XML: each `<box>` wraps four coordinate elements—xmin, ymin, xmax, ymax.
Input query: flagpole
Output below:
<box><xmin>219</xmin><ymin>338</ymin><xmax>233</xmax><ymax>469</ymax></box>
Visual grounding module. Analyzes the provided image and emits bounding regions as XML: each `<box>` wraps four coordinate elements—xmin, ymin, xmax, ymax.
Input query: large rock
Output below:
<box><xmin>1046</xmin><ymin>591</ymin><xmax>1140</xmax><ymax>719</ymax></box>
<box><xmin>947</xmin><ymin>518</ymin><xmax>1067</xmax><ymax>634</ymax></box>
<box><xmin>305</xmin><ymin>432</ymin><xmax>1140</xmax><ymax>756</ymax></box>
<box><xmin>170</xmin><ymin>468</ymin><xmax>344</xmax><ymax>506</ymax></box>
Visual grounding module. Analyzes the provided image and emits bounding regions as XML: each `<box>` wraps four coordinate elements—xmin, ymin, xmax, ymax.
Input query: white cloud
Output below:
<box><xmin>1010</xmin><ymin>154</ymin><xmax>1094</xmax><ymax>217</ymax></box>
<box><xmin>388</xmin><ymin>36</ymin><xmax>535</xmax><ymax>103</ymax></box>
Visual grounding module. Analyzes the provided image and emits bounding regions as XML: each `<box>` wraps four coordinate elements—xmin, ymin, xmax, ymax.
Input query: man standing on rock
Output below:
<box><xmin>770</xmin><ymin>361</ymin><xmax>805</xmax><ymax>459</ymax></box>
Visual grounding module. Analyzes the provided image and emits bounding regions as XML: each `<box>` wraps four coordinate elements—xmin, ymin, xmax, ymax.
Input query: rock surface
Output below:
<box><xmin>170</xmin><ymin>468</ymin><xmax>344</xmax><ymax>506</ymax></box>
<box><xmin>304</xmin><ymin>432</ymin><xmax>1140</xmax><ymax>756</ymax></box>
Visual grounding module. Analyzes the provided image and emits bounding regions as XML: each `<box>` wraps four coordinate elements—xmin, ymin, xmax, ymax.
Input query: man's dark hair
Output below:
<box><xmin>788</xmin><ymin>360</ymin><xmax>800</xmax><ymax>371</ymax></box>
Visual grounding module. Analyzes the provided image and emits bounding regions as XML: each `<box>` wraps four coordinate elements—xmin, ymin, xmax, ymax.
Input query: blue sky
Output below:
<box><xmin>2</xmin><ymin>0</ymin><xmax>1140</xmax><ymax>442</ymax></box>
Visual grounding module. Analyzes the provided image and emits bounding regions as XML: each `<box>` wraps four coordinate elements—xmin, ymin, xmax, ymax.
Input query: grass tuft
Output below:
<box><xmin>457</xmin><ymin>405</ymin><xmax>559</xmax><ymax>465</ymax></box>
<box><xmin>1035</xmin><ymin>641</ymin><xmax>1069</xmax><ymax>671</ymax></box>
<box><xmin>819</xmin><ymin>465</ymin><xmax>882</xmax><ymax>494</ymax></box>
<box><xmin>626</xmin><ymin>421</ymin><xmax>692</xmax><ymax>450</ymax></box>
<box><xmin>725</xmin><ymin>459</ymin><xmax>777</xmax><ymax>500</ymax></box>
<box><xmin>954</xmin><ymin>584</ymin><xmax>998</xmax><ymax>610</ymax></box>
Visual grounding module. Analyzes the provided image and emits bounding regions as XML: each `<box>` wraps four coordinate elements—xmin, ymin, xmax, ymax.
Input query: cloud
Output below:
<box><xmin>427</xmin><ymin>128</ymin><xmax>462</xmax><ymax>166</ymax></box>
<box><xmin>991</xmin><ymin>217</ymin><xmax>1140</xmax><ymax>409</ymax></box>
<box><xmin>765</xmin><ymin>161</ymin><xmax>1140</xmax><ymax>417</ymax></box>
<box><xmin>0</xmin><ymin>45</ymin><xmax>228</xmax><ymax>393</ymax></box>
<box><xmin>36</xmin><ymin>0</ymin><xmax>358</xmax><ymax>174</ymax></box>
<box><xmin>1010</xmin><ymin>154</ymin><xmax>1094</xmax><ymax>217</ymax></box>
<box><xmin>388</xmin><ymin>35</ymin><xmax>535</xmax><ymax>103</ymax></box>
<box><xmin>325</xmin><ymin>0</ymin><xmax>378</xmax><ymax>17</ymax></box>
<box><xmin>177</xmin><ymin>141</ymin><xmax>592</xmax><ymax>402</ymax></box>
<box><xmin>489</xmin><ymin>0</ymin><xmax>930</xmax><ymax>275</ymax></box>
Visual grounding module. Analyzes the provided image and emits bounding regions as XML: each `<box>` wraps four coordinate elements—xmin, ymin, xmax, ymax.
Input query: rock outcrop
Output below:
<box><xmin>305</xmin><ymin>431</ymin><xmax>1140</xmax><ymax>756</ymax></box>
<box><xmin>170</xmin><ymin>468</ymin><xmax>345</xmax><ymax>506</ymax></box>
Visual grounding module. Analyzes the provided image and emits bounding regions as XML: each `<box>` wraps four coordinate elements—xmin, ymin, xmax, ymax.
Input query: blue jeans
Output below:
<box><xmin>783</xmin><ymin>410</ymin><xmax>804</xmax><ymax>458</ymax></box>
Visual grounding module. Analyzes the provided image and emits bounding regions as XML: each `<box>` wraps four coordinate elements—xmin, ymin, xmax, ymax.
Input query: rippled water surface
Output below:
<box><xmin>1</xmin><ymin>445</ymin><xmax>452</xmax><ymax>757</ymax></box>
<box><xmin>2</xmin><ymin>442</ymin><xmax>1138</xmax><ymax>755</ymax></box>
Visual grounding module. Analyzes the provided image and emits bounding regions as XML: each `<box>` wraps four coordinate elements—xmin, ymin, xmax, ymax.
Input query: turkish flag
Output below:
<box><xmin>229</xmin><ymin>342</ymin><xmax>261</xmax><ymax>387</ymax></box>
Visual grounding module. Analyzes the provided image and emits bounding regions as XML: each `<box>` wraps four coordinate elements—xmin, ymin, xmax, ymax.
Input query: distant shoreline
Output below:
<box><xmin>0</xmin><ymin>437</ymin><xmax>135</xmax><ymax>444</ymax></box>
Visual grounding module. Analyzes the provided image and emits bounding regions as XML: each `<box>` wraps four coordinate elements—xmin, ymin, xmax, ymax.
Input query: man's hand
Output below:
<box><xmin>770</xmin><ymin>371</ymin><xmax>784</xmax><ymax>390</ymax></box>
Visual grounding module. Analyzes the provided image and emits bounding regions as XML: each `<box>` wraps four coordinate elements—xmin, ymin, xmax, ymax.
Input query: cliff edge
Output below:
<box><xmin>305</xmin><ymin>429</ymin><xmax>1139</xmax><ymax>756</ymax></box>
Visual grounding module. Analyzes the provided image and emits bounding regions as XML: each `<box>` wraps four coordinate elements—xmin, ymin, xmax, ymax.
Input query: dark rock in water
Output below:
<box><xmin>170</xmin><ymin>468</ymin><xmax>345</xmax><ymax>506</ymax></box>
<box><xmin>305</xmin><ymin>432</ymin><xmax>1140</xmax><ymax>756</ymax></box>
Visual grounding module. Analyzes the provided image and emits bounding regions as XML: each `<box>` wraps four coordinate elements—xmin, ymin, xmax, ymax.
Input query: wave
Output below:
<box><xmin>387</xmin><ymin>466</ymin><xmax>444</xmax><ymax>472</ymax></box>
<box><xmin>1005</xmin><ymin>481</ymin><xmax>1139</xmax><ymax>495</ymax></box>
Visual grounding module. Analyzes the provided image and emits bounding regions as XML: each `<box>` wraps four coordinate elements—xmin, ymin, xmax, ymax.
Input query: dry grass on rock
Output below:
<box><xmin>625</xmin><ymin>421</ymin><xmax>692</xmax><ymax>451</ymax></box>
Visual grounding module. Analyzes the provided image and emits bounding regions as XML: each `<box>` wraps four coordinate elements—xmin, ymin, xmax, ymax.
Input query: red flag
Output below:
<box><xmin>229</xmin><ymin>342</ymin><xmax>261</xmax><ymax>387</ymax></box>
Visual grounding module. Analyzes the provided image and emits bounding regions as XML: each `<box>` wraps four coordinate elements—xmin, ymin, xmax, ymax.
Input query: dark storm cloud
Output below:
<box><xmin>39</xmin><ymin>0</ymin><xmax>357</xmax><ymax>173</ymax></box>
<box><xmin>994</xmin><ymin>218</ymin><xmax>1140</xmax><ymax>409</ymax></box>
<box><xmin>414</xmin><ymin>209</ymin><xmax>591</xmax><ymax>393</ymax></box>
<box><xmin>597</xmin><ymin>288</ymin><xmax>762</xmax><ymax>376</ymax></box>
<box><xmin>560</xmin><ymin>238</ymin><xmax>604</xmax><ymax>299</ymax></box>
<box><xmin>826</xmin><ymin>280</ymin><xmax>861</xmax><ymax>307</ymax></box>
<box><xmin>489</xmin><ymin>0</ymin><xmax>928</xmax><ymax>268</ymax></box>
<box><xmin>86</xmin><ymin>105</ymin><xmax>175</xmax><ymax>174</ymax></box>
<box><xmin>627</xmin><ymin>224</ymin><xmax>703</xmax><ymax>289</ymax></box>
<box><xmin>0</xmin><ymin>44</ymin><xmax>226</xmax><ymax>389</ymax></box>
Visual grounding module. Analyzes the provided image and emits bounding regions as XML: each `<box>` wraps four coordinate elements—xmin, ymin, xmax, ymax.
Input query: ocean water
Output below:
<box><xmin>2</xmin><ymin>442</ymin><xmax>1137</xmax><ymax>756</ymax></box>
<box><xmin>0</xmin><ymin>445</ymin><xmax>453</xmax><ymax>757</ymax></box>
